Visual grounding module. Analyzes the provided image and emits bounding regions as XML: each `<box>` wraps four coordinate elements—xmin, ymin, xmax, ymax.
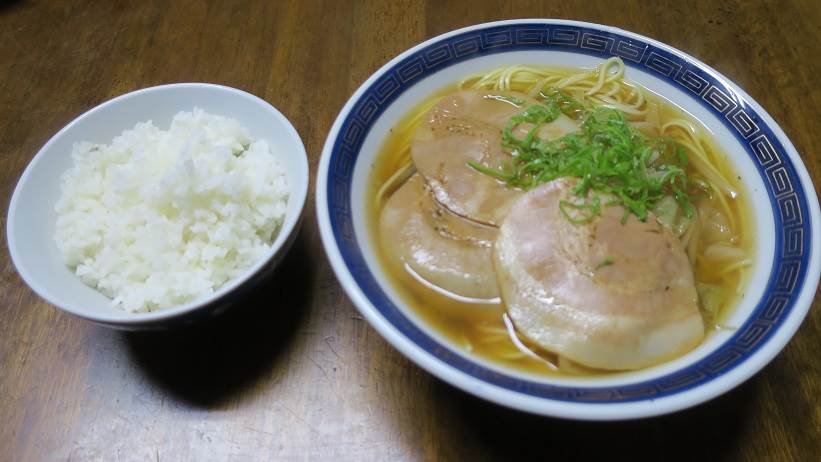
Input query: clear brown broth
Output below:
<box><xmin>367</xmin><ymin>78</ymin><xmax>754</xmax><ymax>377</ymax></box>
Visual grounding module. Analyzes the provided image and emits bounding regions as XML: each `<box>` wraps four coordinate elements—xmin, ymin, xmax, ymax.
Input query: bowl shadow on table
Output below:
<box><xmin>122</xmin><ymin>229</ymin><xmax>314</xmax><ymax>408</ymax></box>
<box><xmin>430</xmin><ymin>374</ymin><xmax>759</xmax><ymax>461</ymax></box>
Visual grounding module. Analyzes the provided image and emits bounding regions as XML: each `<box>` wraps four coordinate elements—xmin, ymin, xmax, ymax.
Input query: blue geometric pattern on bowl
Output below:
<box><xmin>326</xmin><ymin>23</ymin><xmax>812</xmax><ymax>402</ymax></box>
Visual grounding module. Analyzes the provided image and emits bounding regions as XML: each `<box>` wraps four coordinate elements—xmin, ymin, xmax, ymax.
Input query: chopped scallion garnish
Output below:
<box><xmin>469</xmin><ymin>89</ymin><xmax>696</xmax><ymax>224</ymax></box>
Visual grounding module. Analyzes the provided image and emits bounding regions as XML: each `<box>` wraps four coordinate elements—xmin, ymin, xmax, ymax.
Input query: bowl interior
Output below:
<box><xmin>351</xmin><ymin>50</ymin><xmax>776</xmax><ymax>387</ymax></box>
<box><xmin>8</xmin><ymin>83</ymin><xmax>308</xmax><ymax>323</ymax></box>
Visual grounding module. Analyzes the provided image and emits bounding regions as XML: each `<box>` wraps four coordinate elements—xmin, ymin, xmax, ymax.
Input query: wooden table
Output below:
<box><xmin>1</xmin><ymin>1</ymin><xmax>819</xmax><ymax>460</ymax></box>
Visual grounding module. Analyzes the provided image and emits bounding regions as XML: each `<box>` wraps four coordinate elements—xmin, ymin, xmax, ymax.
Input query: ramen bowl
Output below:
<box><xmin>316</xmin><ymin>19</ymin><xmax>821</xmax><ymax>419</ymax></box>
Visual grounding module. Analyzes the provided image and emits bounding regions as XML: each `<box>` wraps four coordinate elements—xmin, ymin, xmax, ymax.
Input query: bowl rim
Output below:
<box><xmin>7</xmin><ymin>82</ymin><xmax>309</xmax><ymax>325</ymax></box>
<box><xmin>316</xmin><ymin>19</ymin><xmax>821</xmax><ymax>419</ymax></box>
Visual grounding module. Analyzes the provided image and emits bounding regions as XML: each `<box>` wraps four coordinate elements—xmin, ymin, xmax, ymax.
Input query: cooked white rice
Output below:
<box><xmin>54</xmin><ymin>108</ymin><xmax>289</xmax><ymax>312</ymax></box>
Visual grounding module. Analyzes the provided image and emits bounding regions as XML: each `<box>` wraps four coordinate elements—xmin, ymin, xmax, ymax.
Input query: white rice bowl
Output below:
<box><xmin>54</xmin><ymin>108</ymin><xmax>289</xmax><ymax>312</ymax></box>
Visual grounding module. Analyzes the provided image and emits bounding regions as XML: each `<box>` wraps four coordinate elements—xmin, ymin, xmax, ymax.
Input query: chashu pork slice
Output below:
<box><xmin>494</xmin><ymin>179</ymin><xmax>704</xmax><ymax>370</ymax></box>
<box><xmin>411</xmin><ymin>90</ymin><xmax>578</xmax><ymax>226</ymax></box>
<box><xmin>380</xmin><ymin>173</ymin><xmax>500</xmax><ymax>300</ymax></box>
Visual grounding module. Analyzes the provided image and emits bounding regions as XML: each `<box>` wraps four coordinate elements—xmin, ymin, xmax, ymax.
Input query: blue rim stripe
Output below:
<box><xmin>326</xmin><ymin>23</ymin><xmax>812</xmax><ymax>403</ymax></box>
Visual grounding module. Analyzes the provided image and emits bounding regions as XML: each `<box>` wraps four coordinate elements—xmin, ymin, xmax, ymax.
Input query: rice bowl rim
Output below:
<box><xmin>7</xmin><ymin>83</ymin><xmax>309</xmax><ymax>325</ymax></box>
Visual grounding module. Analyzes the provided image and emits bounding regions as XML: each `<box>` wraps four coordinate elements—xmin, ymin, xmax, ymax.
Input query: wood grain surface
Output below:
<box><xmin>1</xmin><ymin>1</ymin><xmax>819</xmax><ymax>460</ymax></box>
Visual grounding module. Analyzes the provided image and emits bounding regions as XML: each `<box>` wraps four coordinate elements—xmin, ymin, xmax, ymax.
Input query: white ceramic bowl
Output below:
<box><xmin>317</xmin><ymin>20</ymin><xmax>821</xmax><ymax>419</ymax></box>
<box><xmin>7</xmin><ymin>83</ymin><xmax>308</xmax><ymax>329</ymax></box>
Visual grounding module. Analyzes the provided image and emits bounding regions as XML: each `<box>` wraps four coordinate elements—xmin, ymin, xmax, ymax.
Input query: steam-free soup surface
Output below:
<box><xmin>368</xmin><ymin>60</ymin><xmax>753</xmax><ymax>376</ymax></box>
